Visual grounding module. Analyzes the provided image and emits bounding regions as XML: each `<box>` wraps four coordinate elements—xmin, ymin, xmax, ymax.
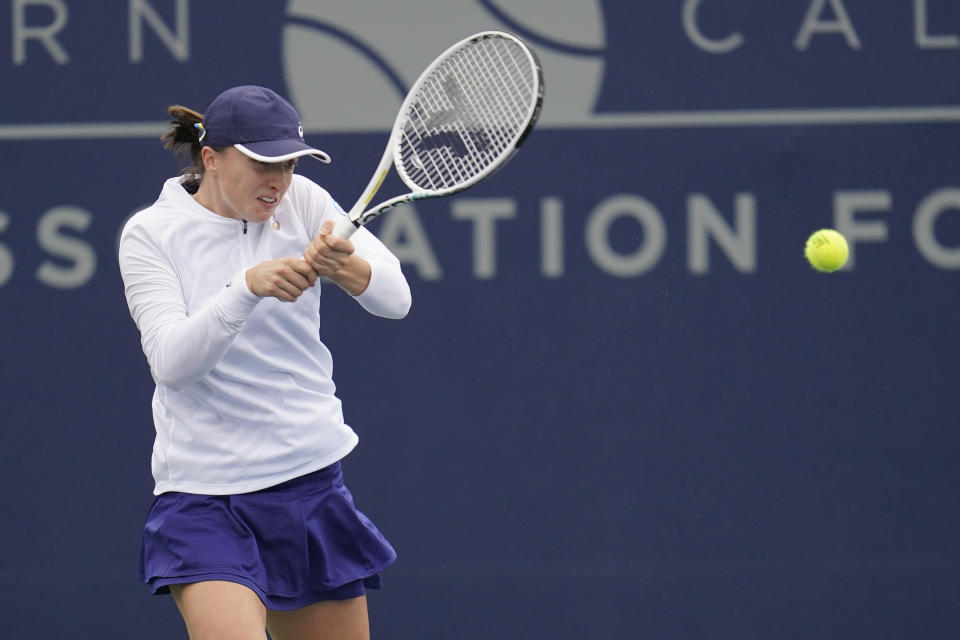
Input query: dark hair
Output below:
<box><xmin>161</xmin><ymin>105</ymin><xmax>226</xmax><ymax>176</ymax></box>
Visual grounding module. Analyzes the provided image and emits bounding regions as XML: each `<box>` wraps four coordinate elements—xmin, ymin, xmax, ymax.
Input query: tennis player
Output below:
<box><xmin>118</xmin><ymin>85</ymin><xmax>411</xmax><ymax>640</ymax></box>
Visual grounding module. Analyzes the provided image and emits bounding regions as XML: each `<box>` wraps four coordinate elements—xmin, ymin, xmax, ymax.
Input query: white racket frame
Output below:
<box><xmin>333</xmin><ymin>30</ymin><xmax>543</xmax><ymax>238</ymax></box>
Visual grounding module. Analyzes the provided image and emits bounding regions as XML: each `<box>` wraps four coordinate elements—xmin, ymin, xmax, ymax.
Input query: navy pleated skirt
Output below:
<box><xmin>139</xmin><ymin>462</ymin><xmax>396</xmax><ymax>611</ymax></box>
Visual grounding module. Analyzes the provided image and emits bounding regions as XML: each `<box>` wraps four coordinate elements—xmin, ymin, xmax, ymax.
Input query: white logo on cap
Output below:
<box><xmin>298</xmin><ymin>123</ymin><xmax>304</xmax><ymax>138</ymax></box>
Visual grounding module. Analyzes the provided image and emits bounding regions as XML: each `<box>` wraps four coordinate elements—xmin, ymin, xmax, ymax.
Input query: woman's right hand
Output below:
<box><xmin>245</xmin><ymin>257</ymin><xmax>318</xmax><ymax>302</ymax></box>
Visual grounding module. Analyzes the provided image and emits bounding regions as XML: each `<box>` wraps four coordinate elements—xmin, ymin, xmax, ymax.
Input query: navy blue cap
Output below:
<box><xmin>200</xmin><ymin>85</ymin><xmax>330</xmax><ymax>163</ymax></box>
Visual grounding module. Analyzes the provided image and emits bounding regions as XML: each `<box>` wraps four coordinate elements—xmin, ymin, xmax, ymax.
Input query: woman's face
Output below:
<box><xmin>199</xmin><ymin>147</ymin><xmax>297</xmax><ymax>222</ymax></box>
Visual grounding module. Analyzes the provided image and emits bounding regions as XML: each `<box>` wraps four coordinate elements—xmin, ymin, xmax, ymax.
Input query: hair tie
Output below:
<box><xmin>194</xmin><ymin>122</ymin><xmax>207</xmax><ymax>142</ymax></box>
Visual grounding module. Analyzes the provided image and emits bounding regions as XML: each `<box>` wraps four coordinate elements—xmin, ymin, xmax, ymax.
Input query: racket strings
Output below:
<box><xmin>473</xmin><ymin>40</ymin><xmax>531</xmax><ymax>139</ymax></box>
<box><xmin>402</xmin><ymin>65</ymin><xmax>484</xmax><ymax>188</ymax></box>
<box><xmin>424</xmin><ymin>55</ymin><xmax>502</xmax><ymax>181</ymax></box>
<box><xmin>397</xmin><ymin>35</ymin><xmax>538</xmax><ymax>192</ymax></box>
<box><xmin>443</xmin><ymin>40</ymin><xmax>531</xmax><ymax>166</ymax></box>
<box><xmin>453</xmin><ymin>42</ymin><xmax>527</xmax><ymax>167</ymax></box>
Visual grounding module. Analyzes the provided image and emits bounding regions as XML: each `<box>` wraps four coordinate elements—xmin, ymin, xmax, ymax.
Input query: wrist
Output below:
<box><xmin>332</xmin><ymin>255</ymin><xmax>371</xmax><ymax>296</ymax></box>
<box><xmin>245</xmin><ymin>268</ymin><xmax>255</xmax><ymax>295</ymax></box>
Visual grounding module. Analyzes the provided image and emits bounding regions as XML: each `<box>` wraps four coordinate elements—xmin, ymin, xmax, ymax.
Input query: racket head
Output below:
<box><xmin>389</xmin><ymin>31</ymin><xmax>544</xmax><ymax>197</ymax></box>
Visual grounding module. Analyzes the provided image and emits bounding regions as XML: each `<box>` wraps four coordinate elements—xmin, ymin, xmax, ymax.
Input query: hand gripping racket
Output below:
<box><xmin>332</xmin><ymin>31</ymin><xmax>544</xmax><ymax>238</ymax></box>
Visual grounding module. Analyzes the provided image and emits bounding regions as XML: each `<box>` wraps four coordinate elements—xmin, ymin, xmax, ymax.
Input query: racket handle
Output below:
<box><xmin>332</xmin><ymin>215</ymin><xmax>360</xmax><ymax>239</ymax></box>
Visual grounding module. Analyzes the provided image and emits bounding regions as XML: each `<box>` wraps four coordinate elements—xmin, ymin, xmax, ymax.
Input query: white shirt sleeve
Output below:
<box><xmin>292</xmin><ymin>176</ymin><xmax>411</xmax><ymax>319</ymax></box>
<box><xmin>119</xmin><ymin>224</ymin><xmax>262</xmax><ymax>391</ymax></box>
<box><xmin>349</xmin><ymin>227</ymin><xmax>412</xmax><ymax>319</ymax></box>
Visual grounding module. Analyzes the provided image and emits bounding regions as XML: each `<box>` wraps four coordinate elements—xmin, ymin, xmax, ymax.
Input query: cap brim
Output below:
<box><xmin>235</xmin><ymin>140</ymin><xmax>331</xmax><ymax>164</ymax></box>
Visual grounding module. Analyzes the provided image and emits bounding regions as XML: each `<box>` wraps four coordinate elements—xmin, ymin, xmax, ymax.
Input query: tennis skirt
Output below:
<box><xmin>139</xmin><ymin>462</ymin><xmax>396</xmax><ymax>611</ymax></box>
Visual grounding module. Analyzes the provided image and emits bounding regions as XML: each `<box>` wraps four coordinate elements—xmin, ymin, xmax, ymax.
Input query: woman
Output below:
<box><xmin>118</xmin><ymin>85</ymin><xmax>411</xmax><ymax>639</ymax></box>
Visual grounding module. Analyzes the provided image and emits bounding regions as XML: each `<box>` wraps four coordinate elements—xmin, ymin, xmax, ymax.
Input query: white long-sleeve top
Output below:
<box><xmin>119</xmin><ymin>174</ymin><xmax>411</xmax><ymax>495</ymax></box>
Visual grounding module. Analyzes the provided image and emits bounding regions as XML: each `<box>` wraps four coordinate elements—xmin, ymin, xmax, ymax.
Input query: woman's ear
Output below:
<box><xmin>200</xmin><ymin>146</ymin><xmax>218</xmax><ymax>173</ymax></box>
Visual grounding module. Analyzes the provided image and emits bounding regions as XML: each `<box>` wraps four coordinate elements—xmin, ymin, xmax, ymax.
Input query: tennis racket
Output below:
<box><xmin>332</xmin><ymin>30</ymin><xmax>544</xmax><ymax>238</ymax></box>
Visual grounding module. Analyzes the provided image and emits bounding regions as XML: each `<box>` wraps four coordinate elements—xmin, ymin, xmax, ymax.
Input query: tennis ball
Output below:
<box><xmin>804</xmin><ymin>229</ymin><xmax>849</xmax><ymax>272</ymax></box>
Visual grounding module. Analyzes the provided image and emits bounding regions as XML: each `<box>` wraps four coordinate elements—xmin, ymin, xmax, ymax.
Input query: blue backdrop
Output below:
<box><xmin>2</xmin><ymin>1</ymin><xmax>959</xmax><ymax>638</ymax></box>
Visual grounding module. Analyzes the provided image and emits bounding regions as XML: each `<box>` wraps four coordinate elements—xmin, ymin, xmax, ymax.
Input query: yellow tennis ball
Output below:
<box><xmin>805</xmin><ymin>229</ymin><xmax>849</xmax><ymax>272</ymax></box>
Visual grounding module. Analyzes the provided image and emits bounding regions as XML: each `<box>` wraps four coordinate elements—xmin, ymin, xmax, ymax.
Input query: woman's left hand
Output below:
<box><xmin>304</xmin><ymin>221</ymin><xmax>353</xmax><ymax>278</ymax></box>
<box><xmin>303</xmin><ymin>220</ymin><xmax>372</xmax><ymax>295</ymax></box>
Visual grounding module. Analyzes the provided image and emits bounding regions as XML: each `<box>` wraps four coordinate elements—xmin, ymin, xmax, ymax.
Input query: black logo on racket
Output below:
<box><xmin>417</xmin><ymin>75</ymin><xmax>492</xmax><ymax>158</ymax></box>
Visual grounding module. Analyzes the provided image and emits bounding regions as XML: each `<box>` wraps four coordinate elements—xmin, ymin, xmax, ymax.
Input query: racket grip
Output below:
<box><xmin>332</xmin><ymin>215</ymin><xmax>360</xmax><ymax>239</ymax></box>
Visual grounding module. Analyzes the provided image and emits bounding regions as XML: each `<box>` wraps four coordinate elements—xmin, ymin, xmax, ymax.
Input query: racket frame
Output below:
<box><xmin>332</xmin><ymin>30</ymin><xmax>543</xmax><ymax>238</ymax></box>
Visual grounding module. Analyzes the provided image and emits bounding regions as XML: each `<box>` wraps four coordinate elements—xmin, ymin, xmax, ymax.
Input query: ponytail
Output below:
<box><xmin>162</xmin><ymin>105</ymin><xmax>206</xmax><ymax>176</ymax></box>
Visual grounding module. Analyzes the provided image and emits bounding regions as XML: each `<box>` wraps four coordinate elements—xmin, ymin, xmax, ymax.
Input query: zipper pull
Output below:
<box><xmin>242</xmin><ymin>219</ymin><xmax>248</xmax><ymax>234</ymax></box>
